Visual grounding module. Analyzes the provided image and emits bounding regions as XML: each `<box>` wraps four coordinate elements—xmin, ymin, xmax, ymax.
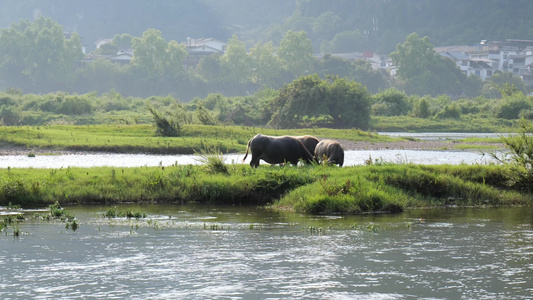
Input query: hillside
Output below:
<box><xmin>1</xmin><ymin>0</ymin><xmax>532</xmax><ymax>53</ymax></box>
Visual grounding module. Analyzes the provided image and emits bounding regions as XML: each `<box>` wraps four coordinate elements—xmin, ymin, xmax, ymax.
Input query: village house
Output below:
<box><xmin>85</xmin><ymin>37</ymin><xmax>226</xmax><ymax>69</ymax></box>
<box><xmin>183</xmin><ymin>37</ymin><xmax>226</xmax><ymax>69</ymax></box>
<box><xmin>436</xmin><ymin>39</ymin><xmax>533</xmax><ymax>88</ymax></box>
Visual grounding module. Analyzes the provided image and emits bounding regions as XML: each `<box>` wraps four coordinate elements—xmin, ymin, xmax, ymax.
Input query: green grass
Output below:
<box><xmin>274</xmin><ymin>163</ymin><xmax>528</xmax><ymax>214</ymax></box>
<box><xmin>0</xmin><ymin>124</ymin><xmax>402</xmax><ymax>154</ymax></box>
<box><xmin>1</xmin><ymin>163</ymin><xmax>530</xmax><ymax>214</ymax></box>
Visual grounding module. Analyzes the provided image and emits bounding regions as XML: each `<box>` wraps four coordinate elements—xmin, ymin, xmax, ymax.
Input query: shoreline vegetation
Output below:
<box><xmin>1</xmin><ymin>124</ymin><xmax>531</xmax><ymax>214</ymax></box>
<box><xmin>0</xmin><ymin>163</ymin><xmax>529</xmax><ymax>214</ymax></box>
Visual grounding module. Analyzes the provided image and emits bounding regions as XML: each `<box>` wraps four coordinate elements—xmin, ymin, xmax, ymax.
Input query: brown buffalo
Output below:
<box><xmin>314</xmin><ymin>139</ymin><xmax>344</xmax><ymax>167</ymax></box>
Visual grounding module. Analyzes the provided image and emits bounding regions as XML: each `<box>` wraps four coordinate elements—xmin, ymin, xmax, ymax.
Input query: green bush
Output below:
<box><xmin>495</xmin><ymin>95</ymin><xmax>532</xmax><ymax>119</ymax></box>
<box><xmin>56</xmin><ymin>96</ymin><xmax>93</xmax><ymax>115</ymax></box>
<box><xmin>435</xmin><ymin>103</ymin><xmax>461</xmax><ymax>119</ymax></box>
<box><xmin>0</xmin><ymin>105</ymin><xmax>20</xmax><ymax>125</ymax></box>
<box><xmin>372</xmin><ymin>88</ymin><xmax>412</xmax><ymax>116</ymax></box>
<box><xmin>494</xmin><ymin>118</ymin><xmax>533</xmax><ymax>192</ymax></box>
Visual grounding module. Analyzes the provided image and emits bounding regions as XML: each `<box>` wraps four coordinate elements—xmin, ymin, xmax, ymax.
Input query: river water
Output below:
<box><xmin>0</xmin><ymin>149</ymin><xmax>498</xmax><ymax>169</ymax></box>
<box><xmin>0</xmin><ymin>132</ymin><xmax>502</xmax><ymax>168</ymax></box>
<box><xmin>1</xmin><ymin>205</ymin><xmax>532</xmax><ymax>299</ymax></box>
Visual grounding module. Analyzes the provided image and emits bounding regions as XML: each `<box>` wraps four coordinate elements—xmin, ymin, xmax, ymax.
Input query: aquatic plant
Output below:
<box><xmin>65</xmin><ymin>219</ymin><xmax>79</xmax><ymax>231</ymax></box>
<box><xmin>12</xmin><ymin>225</ymin><xmax>20</xmax><ymax>237</ymax></box>
<box><xmin>102</xmin><ymin>207</ymin><xmax>147</xmax><ymax>219</ymax></box>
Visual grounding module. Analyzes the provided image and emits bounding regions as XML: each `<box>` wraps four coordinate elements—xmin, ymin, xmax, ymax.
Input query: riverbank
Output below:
<box><xmin>0</xmin><ymin>162</ymin><xmax>530</xmax><ymax>214</ymax></box>
<box><xmin>0</xmin><ymin>139</ymin><xmax>505</xmax><ymax>156</ymax></box>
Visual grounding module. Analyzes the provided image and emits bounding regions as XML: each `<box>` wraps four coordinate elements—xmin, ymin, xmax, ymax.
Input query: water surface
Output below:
<box><xmin>0</xmin><ymin>149</ymin><xmax>498</xmax><ymax>169</ymax></box>
<box><xmin>1</xmin><ymin>205</ymin><xmax>531</xmax><ymax>299</ymax></box>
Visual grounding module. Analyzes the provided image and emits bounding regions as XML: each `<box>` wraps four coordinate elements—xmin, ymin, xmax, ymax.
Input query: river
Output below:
<box><xmin>1</xmin><ymin>205</ymin><xmax>532</xmax><ymax>299</ymax></box>
<box><xmin>0</xmin><ymin>132</ymin><xmax>503</xmax><ymax>168</ymax></box>
<box><xmin>0</xmin><ymin>149</ymin><xmax>499</xmax><ymax>169</ymax></box>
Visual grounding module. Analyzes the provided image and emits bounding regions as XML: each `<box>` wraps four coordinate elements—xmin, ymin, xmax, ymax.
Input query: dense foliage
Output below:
<box><xmin>3</xmin><ymin>0</ymin><xmax>530</xmax><ymax>54</ymax></box>
<box><xmin>1</xmin><ymin>77</ymin><xmax>532</xmax><ymax>132</ymax></box>
<box><xmin>1</xmin><ymin>14</ymin><xmax>530</xmax><ymax>99</ymax></box>
<box><xmin>267</xmin><ymin>75</ymin><xmax>371</xmax><ymax>129</ymax></box>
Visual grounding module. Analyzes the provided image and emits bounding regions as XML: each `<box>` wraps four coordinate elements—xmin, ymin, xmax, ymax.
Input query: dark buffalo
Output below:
<box><xmin>315</xmin><ymin>139</ymin><xmax>344</xmax><ymax>167</ymax></box>
<box><xmin>242</xmin><ymin>134</ymin><xmax>316</xmax><ymax>167</ymax></box>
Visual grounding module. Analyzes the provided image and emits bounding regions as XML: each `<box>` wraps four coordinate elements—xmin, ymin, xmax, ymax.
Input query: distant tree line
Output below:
<box><xmin>0</xmin><ymin>17</ymin><xmax>528</xmax><ymax>101</ymax></box>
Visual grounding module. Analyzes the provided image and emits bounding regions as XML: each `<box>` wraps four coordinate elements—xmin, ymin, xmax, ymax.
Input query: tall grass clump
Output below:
<box><xmin>148</xmin><ymin>106</ymin><xmax>181</xmax><ymax>137</ymax></box>
<box><xmin>195</xmin><ymin>144</ymin><xmax>229</xmax><ymax>175</ymax></box>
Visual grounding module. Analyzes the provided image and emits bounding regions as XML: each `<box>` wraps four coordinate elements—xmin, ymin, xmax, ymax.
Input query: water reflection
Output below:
<box><xmin>1</xmin><ymin>205</ymin><xmax>531</xmax><ymax>299</ymax></box>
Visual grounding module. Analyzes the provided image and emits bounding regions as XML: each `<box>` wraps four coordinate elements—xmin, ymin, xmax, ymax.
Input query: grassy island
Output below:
<box><xmin>0</xmin><ymin>162</ymin><xmax>531</xmax><ymax>214</ymax></box>
<box><xmin>1</xmin><ymin>123</ymin><xmax>532</xmax><ymax>214</ymax></box>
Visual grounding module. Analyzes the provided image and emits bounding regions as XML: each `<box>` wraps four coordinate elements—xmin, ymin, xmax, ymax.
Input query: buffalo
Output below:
<box><xmin>314</xmin><ymin>139</ymin><xmax>344</xmax><ymax>167</ymax></box>
<box><xmin>242</xmin><ymin>134</ymin><xmax>316</xmax><ymax>168</ymax></box>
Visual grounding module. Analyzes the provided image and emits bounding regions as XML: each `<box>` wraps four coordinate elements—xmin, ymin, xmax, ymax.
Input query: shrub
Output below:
<box><xmin>435</xmin><ymin>103</ymin><xmax>461</xmax><ymax>119</ymax></box>
<box><xmin>371</xmin><ymin>88</ymin><xmax>411</xmax><ymax>116</ymax></box>
<box><xmin>412</xmin><ymin>97</ymin><xmax>431</xmax><ymax>118</ymax></box>
<box><xmin>495</xmin><ymin>95</ymin><xmax>532</xmax><ymax>119</ymax></box>
<box><xmin>148</xmin><ymin>106</ymin><xmax>182</xmax><ymax>137</ymax></box>
<box><xmin>493</xmin><ymin>118</ymin><xmax>533</xmax><ymax>192</ymax></box>
<box><xmin>56</xmin><ymin>96</ymin><xmax>93</xmax><ymax>115</ymax></box>
<box><xmin>0</xmin><ymin>105</ymin><xmax>20</xmax><ymax>125</ymax></box>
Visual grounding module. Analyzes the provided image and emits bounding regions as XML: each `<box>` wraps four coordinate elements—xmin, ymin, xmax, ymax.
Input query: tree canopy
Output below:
<box><xmin>268</xmin><ymin>74</ymin><xmax>371</xmax><ymax>129</ymax></box>
<box><xmin>0</xmin><ymin>17</ymin><xmax>83</xmax><ymax>93</ymax></box>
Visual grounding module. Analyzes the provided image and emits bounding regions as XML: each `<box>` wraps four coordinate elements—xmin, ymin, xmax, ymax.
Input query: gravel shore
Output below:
<box><xmin>0</xmin><ymin>140</ymin><xmax>504</xmax><ymax>156</ymax></box>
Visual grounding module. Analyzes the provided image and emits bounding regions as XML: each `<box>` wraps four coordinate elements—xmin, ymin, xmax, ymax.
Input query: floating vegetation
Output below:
<box><xmin>33</xmin><ymin>201</ymin><xmax>78</xmax><ymax>231</ymax></box>
<box><xmin>204</xmin><ymin>223</ymin><xmax>225</xmax><ymax>230</ymax></box>
<box><xmin>102</xmin><ymin>207</ymin><xmax>147</xmax><ymax>219</ymax></box>
<box><xmin>1</xmin><ymin>214</ymin><xmax>25</xmax><ymax>235</ymax></box>
<box><xmin>12</xmin><ymin>225</ymin><xmax>20</xmax><ymax>237</ymax></box>
<box><xmin>248</xmin><ymin>223</ymin><xmax>264</xmax><ymax>230</ymax></box>
<box><xmin>349</xmin><ymin>223</ymin><xmax>382</xmax><ymax>232</ymax></box>
<box><xmin>65</xmin><ymin>219</ymin><xmax>79</xmax><ymax>231</ymax></box>
<box><xmin>306</xmin><ymin>226</ymin><xmax>324</xmax><ymax>234</ymax></box>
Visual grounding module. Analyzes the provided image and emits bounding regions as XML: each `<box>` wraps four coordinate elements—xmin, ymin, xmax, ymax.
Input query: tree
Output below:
<box><xmin>196</xmin><ymin>54</ymin><xmax>222</xmax><ymax>82</ymax></box>
<box><xmin>390</xmin><ymin>32</ymin><xmax>469</xmax><ymax>96</ymax></box>
<box><xmin>220</xmin><ymin>34</ymin><xmax>251</xmax><ymax>84</ymax></box>
<box><xmin>314</xmin><ymin>54</ymin><xmax>353</xmax><ymax>78</ymax></box>
<box><xmin>0</xmin><ymin>17</ymin><xmax>83</xmax><ymax>92</ymax></box>
<box><xmin>487</xmin><ymin>71</ymin><xmax>527</xmax><ymax>95</ymax></box>
<box><xmin>390</xmin><ymin>33</ymin><xmax>440</xmax><ymax>80</ymax></box>
<box><xmin>112</xmin><ymin>33</ymin><xmax>133</xmax><ymax>50</ymax></box>
<box><xmin>268</xmin><ymin>74</ymin><xmax>371</xmax><ymax>129</ymax></box>
<box><xmin>249</xmin><ymin>41</ymin><xmax>282</xmax><ymax>87</ymax></box>
<box><xmin>321</xmin><ymin>30</ymin><xmax>368</xmax><ymax>53</ymax></box>
<box><xmin>278</xmin><ymin>30</ymin><xmax>315</xmax><ymax>78</ymax></box>
<box><xmin>268</xmin><ymin>74</ymin><xmax>328</xmax><ymax>128</ymax></box>
<box><xmin>326</xmin><ymin>76</ymin><xmax>371</xmax><ymax>129</ymax></box>
<box><xmin>131</xmin><ymin>29</ymin><xmax>187</xmax><ymax>80</ymax></box>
